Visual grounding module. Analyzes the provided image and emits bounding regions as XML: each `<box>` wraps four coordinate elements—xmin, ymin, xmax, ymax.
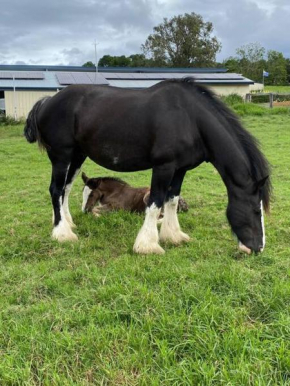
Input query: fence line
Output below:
<box><xmin>245</xmin><ymin>93</ymin><xmax>290</xmax><ymax>108</ymax></box>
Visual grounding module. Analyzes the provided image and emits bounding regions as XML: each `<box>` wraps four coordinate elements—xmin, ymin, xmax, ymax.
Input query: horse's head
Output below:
<box><xmin>226</xmin><ymin>176</ymin><xmax>269</xmax><ymax>254</ymax></box>
<box><xmin>81</xmin><ymin>172</ymin><xmax>101</xmax><ymax>212</ymax></box>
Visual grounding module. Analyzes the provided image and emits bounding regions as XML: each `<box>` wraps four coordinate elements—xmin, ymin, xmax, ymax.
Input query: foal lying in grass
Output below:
<box><xmin>81</xmin><ymin>172</ymin><xmax>189</xmax><ymax>217</ymax></box>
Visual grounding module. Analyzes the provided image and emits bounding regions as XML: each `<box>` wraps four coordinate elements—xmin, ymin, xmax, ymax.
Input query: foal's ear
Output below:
<box><xmin>256</xmin><ymin>176</ymin><xmax>269</xmax><ymax>190</ymax></box>
<box><xmin>81</xmin><ymin>172</ymin><xmax>89</xmax><ymax>184</ymax></box>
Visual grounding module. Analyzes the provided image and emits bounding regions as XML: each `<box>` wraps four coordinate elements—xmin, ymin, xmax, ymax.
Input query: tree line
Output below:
<box><xmin>83</xmin><ymin>12</ymin><xmax>290</xmax><ymax>85</ymax></box>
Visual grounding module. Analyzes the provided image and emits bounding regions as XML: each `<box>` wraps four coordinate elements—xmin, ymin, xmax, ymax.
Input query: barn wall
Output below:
<box><xmin>4</xmin><ymin>90</ymin><xmax>57</xmax><ymax>119</ymax></box>
<box><xmin>209</xmin><ymin>85</ymin><xmax>250</xmax><ymax>98</ymax></box>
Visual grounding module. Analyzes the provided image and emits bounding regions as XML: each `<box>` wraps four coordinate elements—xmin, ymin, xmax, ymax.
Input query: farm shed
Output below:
<box><xmin>0</xmin><ymin>65</ymin><xmax>254</xmax><ymax>119</ymax></box>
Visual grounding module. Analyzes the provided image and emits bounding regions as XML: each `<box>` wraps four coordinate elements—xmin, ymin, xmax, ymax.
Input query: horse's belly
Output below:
<box><xmin>88</xmin><ymin>150</ymin><xmax>152</xmax><ymax>172</ymax></box>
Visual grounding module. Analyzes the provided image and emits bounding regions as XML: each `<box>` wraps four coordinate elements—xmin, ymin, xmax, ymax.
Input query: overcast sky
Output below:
<box><xmin>1</xmin><ymin>0</ymin><xmax>289</xmax><ymax>66</ymax></box>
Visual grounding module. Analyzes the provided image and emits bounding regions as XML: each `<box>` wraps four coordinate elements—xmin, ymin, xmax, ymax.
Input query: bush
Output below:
<box><xmin>0</xmin><ymin>115</ymin><xmax>25</xmax><ymax>126</ymax></box>
<box><xmin>221</xmin><ymin>94</ymin><xmax>244</xmax><ymax>106</ymax></box>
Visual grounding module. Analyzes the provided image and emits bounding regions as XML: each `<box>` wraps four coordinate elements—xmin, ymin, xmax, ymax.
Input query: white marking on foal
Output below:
<box><xmin>133</xmin><ymin>204</ymin><xmax>164</xmax><ymax>254</ymax></box>
<box><xmin>52</xmin><ymin>197</ymin><xmax>78</xmax><ymax>242</ymax></box>
<box><xmin>82</xmin><ymin>185</ymin><xmax>92</xmax><ymax>212</ymax></box>
<box><xmin>260</xmin><ymin>201</ymin><xmax>265</xmax><ymax>251</ymax></box>
<box><xmin>113</xmin><ymin>157</ymin><xmax>119</xmax><ymax>165</ymax></box>
<box><xmin>160</xmin><ymin>196</ymin><xmax>190</xmax><ymax>244</ymax></box>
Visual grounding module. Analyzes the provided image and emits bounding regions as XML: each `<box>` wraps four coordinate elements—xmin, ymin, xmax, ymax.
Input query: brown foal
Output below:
<box><xmin>81</xmin><ymin>172</ymin><xmax>189</xmax><ymax>216</ymax></box>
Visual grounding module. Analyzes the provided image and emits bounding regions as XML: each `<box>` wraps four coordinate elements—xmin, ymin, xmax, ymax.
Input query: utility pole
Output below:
<box><xmin>93</xmin><ymin>40</ymin><xmax>99</xmax><ymax>84</ymax></box>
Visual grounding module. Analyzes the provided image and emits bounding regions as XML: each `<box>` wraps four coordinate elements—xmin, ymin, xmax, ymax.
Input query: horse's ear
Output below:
<box><xmin>82</xmin><ymin>172</ymin><xmax>89</xmax><ymax>184</ymax></box>
<box><xmin>143</xmin><ymin>191</ymin><xmax>150</xmax><ymax>205</ymax></box>
<box><xmin>256</xmin><ymin>176</ymin><xmax>269</xmax><ymax>190</ymax></box>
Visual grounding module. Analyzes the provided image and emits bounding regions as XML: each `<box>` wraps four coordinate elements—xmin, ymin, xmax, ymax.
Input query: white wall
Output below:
<box><xmin>5</xmin><ymin>90</ymin><xmax>57</xmax><ymax>119</ymax></box>
<box><xmin>249</xmin><ymin>83</ymin><xmax>264</xmax><ymax>92</ymax></box>
<box><xmin>209</xmin><ymin>84</ymin><xmax>250</xmax><ymax>98</ymax></box>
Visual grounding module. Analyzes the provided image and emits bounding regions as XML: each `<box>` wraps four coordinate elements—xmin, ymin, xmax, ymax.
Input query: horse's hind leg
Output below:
<box><xmin>133</xmin><ymin>164</ymin><xmax>175</xmax><ymax>254</ymax></box>
<box><xmin>62</xmin><ymin>151</ymin><xmax>86</xmax><ymax>227</ymax></box>
<box><xmin>160</xmin><ymin>168</ymin><xmax>190</xmax><ymax>244</ymax></box>
<box><xmin>49</xmin><ymin>150</ymin><xmax>79</xmax><ymax>242</ymax></box>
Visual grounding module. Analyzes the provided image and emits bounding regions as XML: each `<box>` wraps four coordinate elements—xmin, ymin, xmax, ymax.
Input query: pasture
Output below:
<box><xmin>0</xmin><ymin>114</ymin><xmax>290</xmax><ymax>385</ymax></box>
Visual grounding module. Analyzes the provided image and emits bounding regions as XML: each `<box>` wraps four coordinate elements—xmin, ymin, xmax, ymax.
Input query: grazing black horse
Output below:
<box><xmin>24</xmin><ymin>78</ymin><xmax>271</xmax><ymax>255</ymax></box>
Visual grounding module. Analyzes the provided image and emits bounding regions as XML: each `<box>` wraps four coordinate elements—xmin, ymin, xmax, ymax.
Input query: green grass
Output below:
<box><xmin>232</xmin><ymin>103</ymin><xmax>290</xmax><ymax>116</ymax></box>
<box><xmin>264</xmin><ymin>86</ymin><xmax>290</xmax><ymax>93</ymax></box>
<box><xmin>1</xmin><ymin>116</ymin><xmax>290</xmax><ymax>385</ymax></box>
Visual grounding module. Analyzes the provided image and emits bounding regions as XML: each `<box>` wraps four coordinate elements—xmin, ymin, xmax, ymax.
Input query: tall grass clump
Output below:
<box><xmin>0</xmin><ymin>114</ymin><xmax>25</xmax><ymax>126</ymax></box>
<box><xmin>221</xmin><ymin>93</ymin><xmax>244</xmax><ymax>106</ymax></box>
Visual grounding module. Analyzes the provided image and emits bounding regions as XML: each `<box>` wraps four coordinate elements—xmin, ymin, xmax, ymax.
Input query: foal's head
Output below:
<box><xmin>226</xmin><ymin>176</ymin><xmax>269</xmax><ymax>254</ymax></box>
<box><xmin>81</xmin><ymin>172</ymin><xmax>128</xmax><ymax>212</ymax></box>
<box><xmin>81</xmin><ymin>172</ymin><xmax>101</xmax><ymax>212</ymax></box>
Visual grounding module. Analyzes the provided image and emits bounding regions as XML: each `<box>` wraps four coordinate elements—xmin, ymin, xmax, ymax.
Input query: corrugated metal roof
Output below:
<box><xmin>0</xmin><ymin>64</ymin><xmax>228</xmax><ymax>74</ymax></box>
<box><xmin>0</xmin><ymin>67</ymin><xmax>253</xmax><ymax>90</ymax></box>
<box><xmin>0</xmin><ymin>71</ymin><xmax>60</xmax><ymax>90</ymax></box>
<box><xmin>56</xmin><ymin>72</ymin><xmax>109</xmax><ymax>85</ymax></box>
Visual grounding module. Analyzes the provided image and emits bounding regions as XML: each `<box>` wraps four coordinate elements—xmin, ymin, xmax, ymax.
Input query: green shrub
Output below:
<box><xmin>0</xmin><ymin>115</ymin><xmax>25</xmax><ymax>126</ymax></box>
<box><xmin>232</xmin><ymin>103</ymin><xmax>266</xmax><ymax>116</ymax></box>
<box><xmin>221</xmin><ymin>94</ymin><xmax>244</xmax><ymax>106</ymax></box>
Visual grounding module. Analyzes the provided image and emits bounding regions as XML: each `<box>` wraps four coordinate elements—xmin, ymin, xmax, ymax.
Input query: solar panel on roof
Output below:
<box><xmin>56</xmin><ymin>72</ymin><xmax>75</xmax><ymax>85</ymax></box>
<box><xmin>0</xmin><ymin>72</ymin><xmax>13</xmax><ymax>79</ymax></box>
<box><xmin>56</xmin><ymin>72</ymin><xmax>109</xmax><ymax>86</ymax></box>
<box><xmin>0</xmin><ymin>71</ymin><xmax>44</xmax><ymax>79</ymax></box>
<box><xmin>86</xmin><ymin>72</ymin><xmax>109</xmax><ymax>85</ymax></box>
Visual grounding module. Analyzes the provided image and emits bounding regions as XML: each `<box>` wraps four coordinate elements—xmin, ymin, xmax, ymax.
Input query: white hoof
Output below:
<box><xmin>66</xmin><ymin>217</ymin><xmax>77</xmax><ymax>228</ymax></box>
<box><xmin>160</xmin><ymin>229</ymin><xmax>190</xmax><ymax>245</ymax></box>
<box><xmin>52</xmin><ymin>221</ymin><xmax>78</xmax><ymax>242</ymax></box>
<box><xmin>133</xmin><ymin>241</ymin><xmax>165</xmax><ymax>255</ymax></box>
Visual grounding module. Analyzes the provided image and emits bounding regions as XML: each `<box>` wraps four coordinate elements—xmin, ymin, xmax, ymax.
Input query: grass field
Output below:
<box><xmin>264</xmin><ymin>86</ymin><xmax>290</xmax><ymax>93</ymax></box>
<box><xmin>1</xmin><ymin>115</ymin><xmax>290</xmax><ymax>385</ymax></box>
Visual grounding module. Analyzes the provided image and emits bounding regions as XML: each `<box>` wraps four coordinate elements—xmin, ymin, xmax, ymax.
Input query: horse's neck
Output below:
<box><xmin>204</xmin><ymin>124</ymin><xmax>252</xmax><ymax>192</ymax></box>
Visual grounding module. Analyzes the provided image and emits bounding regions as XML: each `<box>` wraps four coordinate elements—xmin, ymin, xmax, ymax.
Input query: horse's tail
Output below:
<box><xmin>24</xmin><ymin>97</ymin><xmax>51</xmax><ymax>149</ymax></box>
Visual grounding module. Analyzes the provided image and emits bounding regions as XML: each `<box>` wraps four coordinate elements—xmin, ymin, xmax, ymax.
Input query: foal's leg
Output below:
<box><xmin>160</xmin><ymin>168</ymin><xmax>190</xmax><ymax>244</ymax></box>
<box><xmin>62</xmin><ymin>151</ymin><xmax>86</xmax><ymax>227</ymax></box>
<box><xmin>133</xmin><ymin>165</ymin><xmax>175</xmax><ymax>254</ymax></box>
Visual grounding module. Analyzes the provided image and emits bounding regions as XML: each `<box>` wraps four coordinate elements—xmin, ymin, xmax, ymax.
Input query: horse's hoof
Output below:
<box><xmin>133</xmin><ymin>242</ymin><xmax>165</xmax><ymax>255</ymax></box>
<box><xmin>52</xmin><ymin>222</ymin><xmax>78</xmax><ymax>242</ymax></box>
<box><xmin>160</xmin><ymin>230</ymin><xmax>190</xmax><ymax>245</ymax></box>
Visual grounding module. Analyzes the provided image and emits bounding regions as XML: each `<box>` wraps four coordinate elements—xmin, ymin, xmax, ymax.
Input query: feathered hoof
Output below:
<box><xmin>133</xmin><ymin>241</ymin><xmax>165</xmax><ymax>255</ymax></box>
<box><xmin>160</xmin><ymin>229</ymin><xmax>191</xmax><ymax>245</ymax></box>
<box><xmin>52</xmin><ymin>222</ymin><xmax>78</xmax><ymax>242</ymax></box>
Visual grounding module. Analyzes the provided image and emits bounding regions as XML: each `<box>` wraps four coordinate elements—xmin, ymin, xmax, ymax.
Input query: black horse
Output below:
<box><xmin>24</xmin><ymin>78</ymin><xmax>271</xmax><ymax>255</ymax></box>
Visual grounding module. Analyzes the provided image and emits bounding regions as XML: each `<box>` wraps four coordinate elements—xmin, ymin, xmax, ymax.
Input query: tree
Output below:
<box><xmin>128</xmin><ymin>54</ymin><xmax>150</xmax><ymax>67</ymax></box>
<box><xmin>286</xmin><ymin>58</ymin><xmax>290</xmax><ymax>84</ymax></box>
<box><xmin>82</xmin><ymin>61</ymin><xmax>95</xmax><ymax>68</ymax></box>
<box><xmin>222</xmin><ymin>57</ymin><xmax>241</xmax><ymax>73</ymax></box>
<box><xmin>266</xmin><ymin>51</ymin><xmax>287</xmax><ymax>85</ymax></box>
<box><xmin>98</xmin><ymin>55</ymin><xmax>132</xmax><ymax>67</ymax></box>
<box><xmin>141</xmin><ymin>12</ymin><xmax>221</xmax><ymax>67</ymax></box>
<box><xmin>235</xmin><ymin>42</ymin><xmax>266</xmax><ymax>82</ymax></box>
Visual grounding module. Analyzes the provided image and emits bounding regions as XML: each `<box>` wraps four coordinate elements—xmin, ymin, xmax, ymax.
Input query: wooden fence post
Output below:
<box><xmin>269</xmin><ymin>93</ymin><xmax>273</xmax><ymax>108</ymax></box>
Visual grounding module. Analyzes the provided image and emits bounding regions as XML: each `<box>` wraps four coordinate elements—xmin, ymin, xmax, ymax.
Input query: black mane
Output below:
<box><xmin>177</xmin><ymin>77</ymin><xmax>272</xmax><ymax>212</ymax></box>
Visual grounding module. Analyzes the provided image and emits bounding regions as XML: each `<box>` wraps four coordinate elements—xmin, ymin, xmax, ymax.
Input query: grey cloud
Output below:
<box><xmin>0</xmin><ymin>0</ymin><xmax>289</xmax><ymax>65</ymax></box>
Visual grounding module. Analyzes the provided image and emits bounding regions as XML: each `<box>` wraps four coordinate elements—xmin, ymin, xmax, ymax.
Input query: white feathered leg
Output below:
<box><xmin>160</xmin><ymin>196</ymin><xmax>190</xmax><ymax>244</ymax></box>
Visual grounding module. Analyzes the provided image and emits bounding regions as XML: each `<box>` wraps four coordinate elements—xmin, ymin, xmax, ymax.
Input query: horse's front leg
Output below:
<box><xmin>133</xmin><ymin>165</ymin><xmax>175</xmax><ymax>254</ymax></box>
<box><xmin>160</xmin><ymin>168</ymin><xmax>190</xmax><ymax>244</ymax></box>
